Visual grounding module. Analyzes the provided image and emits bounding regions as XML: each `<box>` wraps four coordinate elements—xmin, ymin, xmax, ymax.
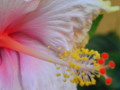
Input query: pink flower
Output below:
<box><xmin>0</xmin><ymin>0</ymin><xmax>119</xmax><ymax>90</ymax></box>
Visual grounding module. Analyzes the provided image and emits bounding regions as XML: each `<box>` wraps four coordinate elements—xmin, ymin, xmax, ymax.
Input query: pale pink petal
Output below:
<box><xmin>7</xmin><ymin>0</ymin><xmax>103</xmax><ymax>53</ymax></box>
<box><xmin>10</xmin><ymin>33</ymin><xmax>77</xmax><ymax>90</ymax></box>
<box><xmin>0</xmin><ymin>49</ymin><xmax>22</xmax><ymax>90</ymax></box>
<box><xmin>0</xmin><ymin>0</ymin><xmax>39</xmax><ymax>32</ymax></box>
<box><xmin>4</xmin><ymin>0</ymin><xmax>114</xmax><ymax>53</ymax></box>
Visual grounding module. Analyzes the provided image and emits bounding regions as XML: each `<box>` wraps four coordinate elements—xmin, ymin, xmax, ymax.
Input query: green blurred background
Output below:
<box><xmin>78</xmin><ymin>1</ymin><xmax>120</xmax><ymax>89</ymax></box>
<box><xmin>78</xmin><ymin>33</ymin><xmax>120</xmax><ymax>90</ymax></box>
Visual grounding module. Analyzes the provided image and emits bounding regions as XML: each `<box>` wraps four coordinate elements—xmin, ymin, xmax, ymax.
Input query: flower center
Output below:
<box><xmin>55</xmin><ymin>48</ymin><xmax>115</xmax><ymax>86</ymax></box>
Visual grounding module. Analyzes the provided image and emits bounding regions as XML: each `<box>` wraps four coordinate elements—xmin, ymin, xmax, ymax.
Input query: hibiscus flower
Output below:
<box><xmin>0</xmin><ymin>0</ymin><xmax>119</xmax><ymax>90</ymax></box>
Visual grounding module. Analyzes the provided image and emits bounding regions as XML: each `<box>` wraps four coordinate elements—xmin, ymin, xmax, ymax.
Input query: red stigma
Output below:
<box><xmin>98</xmin><ymin>59</ymin><xmax>105</xmax><ymax>65</ymax></box>
<box><xmin>109</xmin><ymin>61</ymin><xmax>115</xmax><ymax>69</ymax></box>
<box><xmin>105</xmin><ymin>78</ymin><xmax>112</xmax><ymax>85</ymax></box>
<box><xmin>99</xmin><ymin>68</ymin><xmax>106</xmax><ymax>74</ymax></box>
<box><xmin>102</xmin><ymin>53</ymin><xmax>109</xmax><ymax>60</ymax></box>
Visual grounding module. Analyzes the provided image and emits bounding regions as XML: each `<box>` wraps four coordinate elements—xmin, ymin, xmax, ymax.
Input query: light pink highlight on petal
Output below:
<box><xmin>0</xmin><ymin>0</ymin><xmax>39</xmax><ymax>33</ymax></box>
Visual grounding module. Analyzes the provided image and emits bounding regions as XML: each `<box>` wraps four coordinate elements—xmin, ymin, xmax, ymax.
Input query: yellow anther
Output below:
<box><xmin>63</xmin><ymin>50</ymin><xmax>70</xmax><ymax>57</ymax></box>
<box><xmin>74</xmin><ymin>78</ymin><xmax>79</xmax><ymax>84</ymax></box>
<box><xmin>88</xmin><ymin>81</ymin><xmax>92</xmax><ymax>85</ymax></box>
<box><xmin>59</xmin><ymin>55</ymin><xmax>64</xmax><ymax>59</ymax></box>
<box><xmin>56</xmin><ymin>73</ymin><xmax>61</xmax><ymax>77</ymax></box>
<box><xmin>71</xmin><ymin>54</ymin><xmax>78</xmax><ymax>59</ymax></box>
<box><xmin>70</xmin><ymin>79</ymin><xmax>75</xmax><ymax>83</ymax></box>
<box><xmin>49</xmin><ymin>59</ymin><xmax>53</xmax><ymax>62</ymax></box>
<box><xmin>81</xmin><ymin>48</ymin><xmax>85</xmax><ymax>51</ymax></box>
<box><xmin>74</xmin><ymin>65</ymin><xmax>81</xmax><ymax>70</ymax></box>
<box><xmin>76</xmin><ymin>76</ymin><xmax>81</xmax><ymax>80</ymax></box>
<box><xmin>93</xmin><ymin>61</ymin><xmax>97</xmax><ymax>65</ymax></box>
<box><xmin>68</xmin><ymin>60</ymin><xmax>72</xmax><ymax>64</ymax></box>
<box><xmin>91</xmin><ymin>75</ymin><xmax>95</xmax><ymax>78</ymax></box>
<box><xmin>90</xmin><ymin>50</ymin><xmax>95</xmax><ymax>54</ymax></box>
<box><xmin>60</xmin><ymin>62</ymin><xmax>64</xmax><ymax>65</ymax></box>
<box><xmin>63</xmin><ymin>74</ymin><xmax>70</xmax><ymax>78</ymax></box>
<box><xmin>94</xmin><ymin>63</ymin><xmax>99</xmax><ymax>66</ymax></box>
<box><xmin>93</xmin><ymin>56</ymin><xmax>97</xmax><ymax>59</ymax></box>
<box><xmin>85</xmin><ymin>82</ymin><xmax>90</xmax><ymax>86</ymax></box>
<box><xmin>56</xmin><ymin>67</ymin><xmax>60</xmax><ymax>70</ymax></box>
<box><xmin>79</xmin><ymin>82</ymin><xmax>85</xmax><ymax>87</ymax></box>
<box><xmin>64</xmin><ymin>50</ymin><xmax>69</xmax><ymax>53</ymax></box>
<box><xmin>57</xmin><ymin>47</ymin><xmax>61</xmax><ymax>50</ymax></box>
<box><xmin>96</xmin><ymin>74</ymin><xmax>101</xmax><ymax>78</ymax></box>
<box><xmin>82</xmin><ymin>72</ymin><xmax>85</xmax><ymax>76</ymax></box>
<box><xmin>70</xmin><ymin>54</ymin><xmax>73</xmax><ymax>57</ymax></box>
<box><xmin>75</xmin><ymin>56</ymin><xmax>81</xmax><ymax>60</ymax></box>
<box><xmin>66</xmin><ymin>68</ymin><xmax>71</xmax><ymax>71</ymax></box>
<box><xmin>83</xmin><ymin>76</ymin><xmax>87</xmax><ymax>81</ymax></box>
<box><xmin>47</xmin><ymin>46</ymin><xmax>51</xmax><ymax>49</ymax></box>
<box><xmin>83</xmin><ymin>57</ymin><xmax>88</xmax><ymax>61</ymax></box>
<box><xmin>80</xmin><ymin>57</ymin><xmax>83</xmax><ymax>61</ymax></box>
<box><xmin>69</xmin><ymin>62</ymin><xmax>76</xmax><ymax>68</ymax></box>
<box><xmin>91</xmin><ymin>79</ymin><xmax>96</xmax><ymax>85</ymax></box>
<box><xmin>95</xmin><ymin>53</ymin><xmax>100</xmax><ymax>59</ymax></box>
<box><xmin>78</xmin><ymin>57</ymin><xmax>82</xmax><ymax>61</ymax></box>
<box><xmin>94</xmin><ymin>66</ymin><xmax>99</xmax><ymax>71</ymax></box>
<box><xmin>63</xmin><ymin>53</ymin><xmax>68</xmax><ymax>57</ymax></box>
<box><xmin>83</xmin><ymin>49</ymin><xmax>89</xmax><ymax>54</ymax></box>
<box><xmin>94</xmin><ymin>52</ymin><xmax>100</xmax><ymax>58</ymax></box>
<box><xmin>76</xmin><ymin>49</ymin><xmax>82</xmax><ymax>54</ymax></box>
<box><xmin>66</xmin><ymin>50</ymin><xmax>70</xmax><ymax>53</ymax></box>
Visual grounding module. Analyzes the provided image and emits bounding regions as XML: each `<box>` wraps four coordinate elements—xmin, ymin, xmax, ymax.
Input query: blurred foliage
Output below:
<box><xmin>77</xmin><ymin>33</ymin><xmax>120</xmax><ymax>90</ymax></box>
<box><xmin>89</xmin><ymin>15</ymin><xmax>103</xmax><ymax>38</ymax></box>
